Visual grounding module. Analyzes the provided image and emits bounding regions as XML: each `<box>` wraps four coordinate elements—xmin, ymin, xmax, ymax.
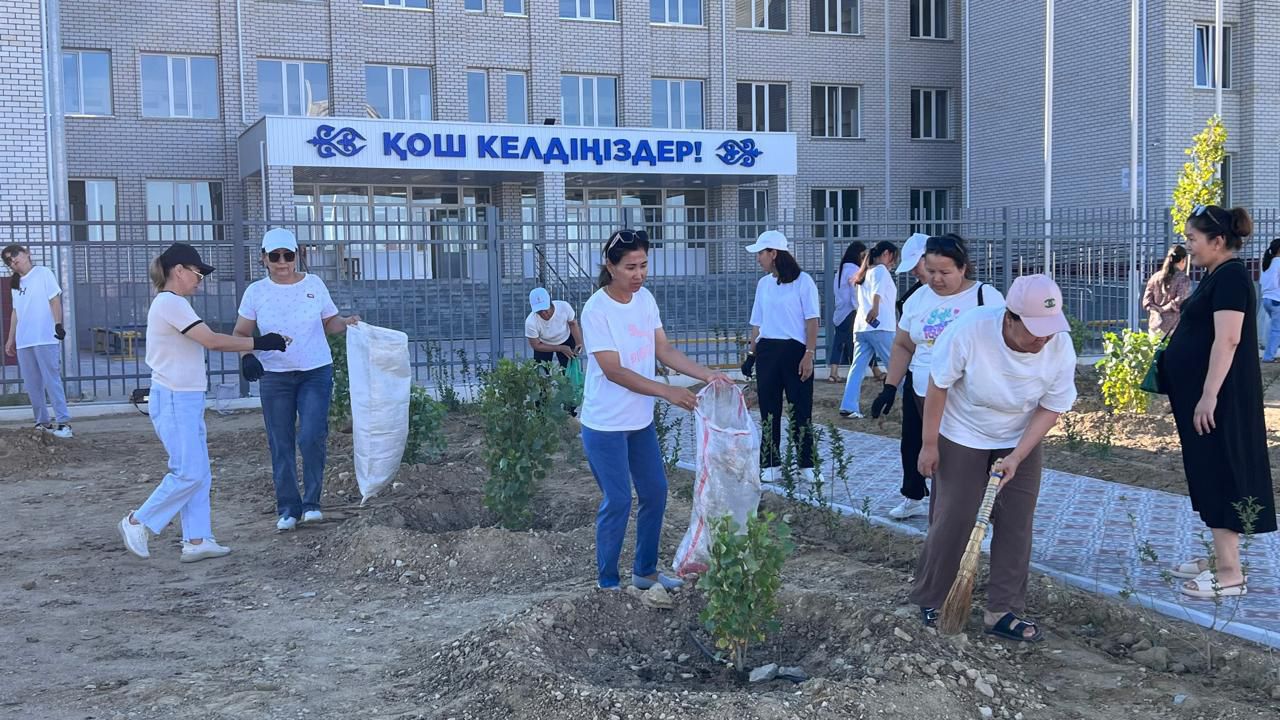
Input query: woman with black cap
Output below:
<box><xmin>118</xmin><ymin>243</ymin><xmax>288</xmax><ymax>562</ymax></box>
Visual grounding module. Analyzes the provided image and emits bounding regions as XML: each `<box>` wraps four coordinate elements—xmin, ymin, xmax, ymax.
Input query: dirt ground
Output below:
<box><xmin>3</xmin><ymin>405</ymin><xmax>1280</xmax><ymax>720</ymax></box>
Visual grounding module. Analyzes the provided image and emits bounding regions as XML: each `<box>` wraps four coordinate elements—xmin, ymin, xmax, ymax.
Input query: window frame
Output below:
<box><xmin>1219</xmin><ymin>154</ymin><xmax>1232</xmax><ymax>207</ymax></box>
<box><xmin>505</xmin><ymin>71</ymin><xmax>528</xmax><ymax>124</ymax></box>
<box><xmin>909</xmin><ymin>0</ymin><xmax>948</xmax><ymax>40</ymax></box>
<box><xmin>365</xmin><ymin>64</ymin><xmax>433</xmax><ymax>120</ymax></box>
<box><xmin>1194</xmin><ymin>23</ymin><xmax>1232</xmax><ymax>90</ymax></box>
<box><xmin>560</xmin><ymin>74</ymin><xmax>619</xmax><ymax>127</ymax></box>
<box><xmin>465</xmin><ymin>0</ymin><xmax>484</xmax><ymax>11</ymax></box>
<box><xmin>910</xmin><ymin>87</ymin><xmax>950</xmax><ymax>140</ymax></box>
<box><xmin>651</xmin><ymin>78</ymin><xmax>704</xmax><ymax>130</ymax></box>
<box><xmin>740</xmin><ymin>0</ymin><xmax>788</xmax><ymax>32</ymax></box>
<box><xmin>141</xmin><ymin>53</ymin><xmax>219</xmax><ymax>119</ymax></box>
<box><xmin>504</xmin><ymin>0</ymin><xmax>527</xmax><ymax>14</ymax></box>
<box><xmin>63</xmin><ymin>49</ymin><xmax>113</xmax><ymax>117</ymax></box>
<box><xmin>144</xmin><ymin>179</ymin><xmax>225</xmax><ymax>243</ymax></box>
<box><xmin>809</xmin><ymin>0</ymin><xmax>860</xmax><ymax>36</ymax></box>
<box><xmin>560</xmin><ymin>0</ymin><xmax>617</xmax><ymax>22</ymax></box>
<box><xmin>811</xmin><ymin>187</ymin><xmax>861</xmax><ymax>238</ymax></box>
<box><xmin>810</xmin><ymin>84</ymin><xmax>860</xmax><ymax>139</ymax></box>
<box><xmin>361</xmin><ymin>0</ymin><xmax>432</xmax><ymax>10</ymax></box>
<box><xmin>68</xmin><ymin>179</ymin><xmax>118</xmax><ymax>242</ymax></box>
<box><xmin>258</xmin><ymin>58</ymin><xmax>330</xmax><ymax>117</ymax></box>
<box><xmin>466</xmin><ymin>69</ymin><xmax>489</xmax><ymax>123</ymax></box>
<box><xmin>651</xmin><ymin>0</ymin><xmax>703</xmax><ymax>26</ymax></box>
<box><xmin>736</xmin><ymin>81</ymin><xmax>788</xmax><ymax>133</ymax></box>
<box><xmin>909</xmin><ymin>188</ymin><xmax>950</xmax><ymax>235</ymax></box>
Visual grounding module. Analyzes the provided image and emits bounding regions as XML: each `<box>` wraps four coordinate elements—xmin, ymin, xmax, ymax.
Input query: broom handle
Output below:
<box><xmin>973</xmin><ymin>472</ymin><xmax>1003</xmax><ymax>529</ymax></box>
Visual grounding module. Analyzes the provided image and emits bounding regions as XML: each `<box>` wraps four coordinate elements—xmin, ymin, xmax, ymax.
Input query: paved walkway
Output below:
<box><xmin>671</xmin><ymin>414</ymin><xmax>1280</xmax><ymax>649</ymax></box>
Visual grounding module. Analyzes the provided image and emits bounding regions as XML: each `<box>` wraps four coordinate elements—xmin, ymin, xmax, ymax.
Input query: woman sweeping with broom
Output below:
<box><xmin>908</xmin><ymin>274</ymin><xmax>1077</xmax><ymax>641</ymax></box>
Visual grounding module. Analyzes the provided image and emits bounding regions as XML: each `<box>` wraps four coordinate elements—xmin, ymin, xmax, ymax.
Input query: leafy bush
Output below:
<box><xmin>1066</xmin><ymin>314</ymin><xmax>1089</xmax><ymax>356</ymax></box>
<box><xmin>478</xmin><ymin>359</ymin><xmax>573</xmax><ymax>529</ymax></box>
<box><xmin>1095</xmin><ymin>329</ymin><xmax>1163</xmax><ymax>414</ymax></box>
<box><xmin>402</xmin><ymin>385</ymin><xmax>447</xmax><ymax>464</ymax></box>
<box><xmin>700</xmin><ymin>512</ymin><xmax>794</xmax><ymax>673</ymax></box>
<box><xmin>1171</xmin><ymin>114</ymin><xmax>1227</xmax><ymax>235</ymax></box>
<box><xmin>328</xmin><ymin>334</ymin><xmax>350</xmax><ymax>424</ymax></box>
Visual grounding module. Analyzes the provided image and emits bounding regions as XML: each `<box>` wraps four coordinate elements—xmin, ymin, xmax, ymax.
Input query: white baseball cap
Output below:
<box><xmin>528</xmin><ymin>287</ymin><xmax>551</xmax><ymax>313</ymax></box>
<box><xmin>898</xmin><ymin>232</ymin><xmax>929</xmax><ymax>274</ymax></box>
<box><xmin>745</xmin><ymin>230</ymin><xmax>789</xmax><ymax>253</ymax></box>
<box><xmin>261</xmin><ymin>228</ymin><xmax>299</xmax><ymax>253</ymax></box>
<box><xmin>1006</xmin><ymin>274</ymin><xmax>1071</xmax><ymax>337</ymax></box>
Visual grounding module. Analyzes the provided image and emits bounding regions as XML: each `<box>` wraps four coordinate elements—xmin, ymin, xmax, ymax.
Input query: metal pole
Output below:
<box><xmin>1129</xmin><ymin>0</ymin><xmax>1140</xmax><ymax>330</ymax></box>
<box><xmin>964</xmin><ymin>0</ymin><xmax>971</xmax><ymax>207</ymax></box>
<box><xmin>486</xmin><ymin>210</ymin><xmax>502</xmax><ymax>369</ymax></box>
<box><xmin>1214</xmin><ymin>0</ymin><xmax>1223</xmax><ymax>118</ymax></box>
<box><xmin>823</xmin><ymin>210</ymin><xmax>835</xmax><ymax>370</ymax></box>
<box><xmin>1043</xmin><ymin>0</ymin><xmax>1055</xmax><ymax>272</ymax></box>
<box><xmin>883</xmin><ymin>0</ymin><xmax>892</xmax><ymax>207</ymax></box>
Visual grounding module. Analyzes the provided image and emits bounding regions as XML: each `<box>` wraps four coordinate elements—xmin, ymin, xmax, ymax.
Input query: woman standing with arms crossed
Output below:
<box><xmin>840</xmin><ymin>241</ymin><xmax>899</xmax><ymax>418</ymax></box>
<box><xmin>118</xmin><ymin>243</ymin><xmax>288</xmax><ymax>561</ymax></box>
<box><xmin>1162</xmin><ymin>206</ymin><xmax>1276</xmax><ymax>597</ymax></box>
<box><xmin>1142</xmin><ymin>245</ymin><xmax>1191</xmax><ymax>337</ymax></box>
<box><xmin>827</xmin><ymin>241</ymin><xmax>866</xmax><ymax>384</ymax></box>
<box><xmin>744</xmin><ymin>231</ymin><xmax>821</xmax><ymax>483</ymax></box>
<box><xmin>579</xmin><ymin>229</ymin><xmax>729</xmax><ymax>591</ymax></box>
<box><xmin>2</xmin><ymin>245</ymin><xmax>73</xmax><ymax>438</ymax></box>
<box><xmin>234</xmin><ymin>228</ymin><xmax>359</xmax><ymax>532</ymax></box>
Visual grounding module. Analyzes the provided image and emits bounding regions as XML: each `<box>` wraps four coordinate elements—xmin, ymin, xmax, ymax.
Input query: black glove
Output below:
<box><xmin>740</xmin><ymin>352</ymin><xmax>756</xmax><ymax>379</ymax></box>
<box><xmin>241</xmin><ymin>354</ymin><xmax>265</xmax><ymax>382</ymax></box>
<box><xmin>54</xmin><ymin>323</ymin><xmax>65</xmax><ymax>341</ymax></box>
<box><xmin>870</xmin><ymin>383</ymin><xmax>898</xmax><ymax>418</ymax></box>
<box><xmin>254</xmin><ymin>332</ymin><xmax>288</xmax><ymax>352</ymax></box>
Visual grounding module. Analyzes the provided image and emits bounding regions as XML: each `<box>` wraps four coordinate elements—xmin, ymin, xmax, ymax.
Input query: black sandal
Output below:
<box><xmin>984</xmin><ymin>612</ymin><xmax>1043</xmax><ymax>643</ymax></box>
<box><xmin>920</xmin><ymin>607</ymin><xmax>939</xmax><ymax>628</ymax></box>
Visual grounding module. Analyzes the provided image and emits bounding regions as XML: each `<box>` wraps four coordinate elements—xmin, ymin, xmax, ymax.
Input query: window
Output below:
<box><xmin>1220</xmin><ymin>154</ymin><xmax>1232</xmax><ymax>207</ymax></box>
<box><xmin>467</xmin><ymin>70</ymin><xmax>488</xmax><ymax>122</ymax></box>
<box><xmin>652</xmin><ymin>79</ymin><xmax>704</xmax><ymax>129</ymax></box>
<box><xmin>910</xmin><ymin>88</ymin><xmax>948</xmax><ymax>139</ymax></box>
<box><xmin>737</xmin><ymin>82</ymin><xmax>787</xmax><ymax>132</ymax></box>
<box><xmin>505</xmin><ymin>72</ymin><xmax>528</xmax><ymax>124</ymax></box>
<box><xmin>258</xmin><ymin>60</ymin><xmax>329</xmax><ymax>116</ymax></box>
<box><xmin>561</xmin><ymin>75</ymin><xmax>617</xmax><ymax>127</ymax></box>
<box><xmin>63</xmin><ymin>50</ymin><xmax>111</xmax><ymax>116</ymax></box>
<box><xmin>739</xmin><ymin>0</ymin><xmax>786</xmax><ymax>29</ymax></box>
<box><xmin>910</xmin><ymin>0</ymin><xmax>947</xmax><ymax>39</ymax></box>
<box><xmin>652</xmin><ymin>0</ymin><xmax>701</xmax><ymax>25</ymax></box>
<box><xmin>145</xmin><ymin>181</ymin><xmax>224</xmax><ymax>242</ymax></box>
<box><xmin>68</xmin><ymin>180</ymin><xmax>117</xmax><ymax>241</ymax></box>
<box><xmin>362</xmin><ymin>0</ymin><xmax>430</xmax><ymax>8</ymax></box>
<box><xmin>810</xmin><ymin>0</ymin><xmax>858</xmax><ymax>34</ymax></box>
<box><xmin>910</xmin><ymin>188</ymin><xmax>949</xmax><ymax>235</ymax></box>
<box><xmin>466</xmin><ymin>0</ymin><xmax>484</xmax><ymax>10</ymax></box>
<box><xmin>739</xmin><ymin>188</ymin><xmax>768</xmax><ymax>237</ymax></box>
<box><xmin>365</xmin><ymin>65</ymin><xmax>432</xmax><ymax>120</ymax></box>
<box><xmin>505</xmin><ymin>0</ymin><xmax>526</xmax><ymax>12</ymax></box>
<box><xmin>811</xmin><ymin>188</ymin><xmax>860</xmax><ymax>237</ymax></box>
<box><xmin>141</xmin><ymin>54</ymin><xmax>218</xmax><ymax>118</ymax></box>
<box><xmin>1195</xmin><ymin>24</ymin><xmax>1232</xmax><ymax>89</ymax></box>
<box><xmin>560</xmin><ymin>0</ymin><xmax>615</xmax><ymax>21</ymax></box>
<box><xmin>811</xmin><ymin>85</ymin><xmax>859</xmax><ymax>138</ymax></box>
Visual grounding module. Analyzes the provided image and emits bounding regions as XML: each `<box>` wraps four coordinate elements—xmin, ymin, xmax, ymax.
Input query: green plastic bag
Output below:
<box><xmin>567</xmin><ymin>357</ymin><xmax>585</xmax><ymax>405</ymax></box>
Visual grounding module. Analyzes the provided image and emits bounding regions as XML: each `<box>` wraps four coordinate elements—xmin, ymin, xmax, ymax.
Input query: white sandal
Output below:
<box><xmin>1170</xmin><ymin>557</ymin><xmax>1210</xmax><ymax>579</ymax></box>
<box><xmin>1180</xmin><ymin>570</ymin><xmax>1247</xmax><ymax>599</ymax></box>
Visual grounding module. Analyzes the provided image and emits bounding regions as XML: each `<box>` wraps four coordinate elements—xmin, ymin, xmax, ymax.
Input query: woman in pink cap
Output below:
<box><xmin>909</xmin><ymin>274</ymin><xmax>1077</xmax><ymax>642</ymax></box>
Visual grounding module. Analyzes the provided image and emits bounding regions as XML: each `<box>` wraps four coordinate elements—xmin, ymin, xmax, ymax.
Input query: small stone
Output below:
<box><xmin>1222</xmin><ymin>648</ymin><xmax>1240</xmax><ymax>662</ymax></box>
<box><xmin>20</xmin><ymin>580</ymin><xmax>36</xmax><ymax>591</ymax></box>
<box><xmin>1131</xmin><ymin>638</ymin><xmax>1153</xmax><ymax>652</ymax></box>
<box><xmin>299</xmin><ymin>591</ymin><xmax>316</xmax><ymax>598</ymax></box>
<box><xmin>1270</xmin><ymin>685</ymin><xmax>1280</xmax><ymax>700</ymax></box>
<box><xmin>749</xmin><ymin>663</ymin><xmax>778</xmax><ymax>683</ymax></box>
<box><xmin>553</xmin><ymin>691</ymin><xmax>564</xmax><ymax>701</ymax></box>
<box><xmin>1170</xmin><ymin>663</ymin><xmax>1186</xmax><ymax>674</ymax></box>
<box><xmin>1116</xmin><ymin>633</ymin><xmax>1136</xmax><ymax>647</ymax></box>
<box><xmin>893</xmin><ymin>627</ymin><xmax>913</xmax><ymax>643</ymax></box>
<box><xmin>778</xmin><ymin>665</ymin><xmax>809</xmax><ymax>682</ymax></box>
<box><xmin>587</xmin><ymin>648</ymin><xmax>598</xmax><ymax>659</ymax></box>
<box><xmin>677</xmin><ymin>653</ymin><xmax>691</xmax><ymax>664</ymax></box>
<box><xmin>966</xmin><ymin>669</ymin><xmax>980</xmax><ymax>680</ymax></box>
<box><xmin>1132</xmin><ymin>646</ymin><xmax>1170</xmax><ymax>672</ymax></box>
<box><xmin>979</xmin><ymin>706</ymin><xmax>994</xmax><ymax>719</ymax></box>
<box><xmin>975</xmin><ymin>679</ymin><xmax>995</xmax><ymax>698</ymax></box>
<box><xmin>1173</xmin><ymin>694</ymin><xmax>1187</xmax><ymax>706</ymax></box>
<box><xmin>641</xmin><ymin>585</ymin><xmax>674</xmax><ymax>610</ymax></box>
<box><xmin>448</xmin><ymin>559</ymin><xmax>458</xmax><ymax>569</ymax></box>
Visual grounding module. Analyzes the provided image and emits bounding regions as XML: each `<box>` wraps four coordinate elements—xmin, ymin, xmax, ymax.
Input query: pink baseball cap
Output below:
<box><xmin>1005</xmin><ymin>274</ymin><xmax>1071</xmax><ymax>337</ymax></box>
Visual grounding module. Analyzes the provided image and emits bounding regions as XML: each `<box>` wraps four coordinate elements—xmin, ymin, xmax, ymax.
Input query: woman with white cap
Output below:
<box><xmin>233</xmin><ymin>228</ymin><xmax>360</xmax><ymax>532</ymax></box>
<box><xmin>118</xmin><ymin>243</ymin><xmax>289</xmax><ymax>562</ymax></box>
<box><xmin>745</xmin><ymin>230</ymin><xmax>821</xmax><ymax>482</ymax></box>
<box><xmin>524</xmin><ymin>287</ymin><xmax>583</xmax><ymax>369</ymax></box>
<box><xmin>909</xmin><ymin>274</ymin><xmax>1076</xmax><ymax>641</ymax></box>
<box><xmin>839</xmin><ymin>240</ymin><xmax>900</xmax><ymax>418</ymax></box>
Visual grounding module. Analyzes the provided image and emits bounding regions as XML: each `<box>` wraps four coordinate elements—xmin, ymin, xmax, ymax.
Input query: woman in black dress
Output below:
<box><xmin>1161</xmin><ymin>204</ymin><xmax>1276</xmax><ymax>599</ymax></box>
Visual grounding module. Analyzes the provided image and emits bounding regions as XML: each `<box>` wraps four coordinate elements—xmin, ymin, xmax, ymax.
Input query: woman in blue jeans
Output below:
<box><xmin>579</xmin><ymin>229</ymin><xmax>730</xmax><ymax>590</ymax></box>
<box><xmin>1260</xmin><ymin>238</ymin><xmax>1280</xmax><ymax>361</ymax></box>
<box><xmin>234</xmin><ymin>229</ymin><xmax>359</xmax><ymax>532</ymax></box>
<box><xmin>118</xmin><ymin>243</ymin><xmax>288</xmax><ymax>562</ymax></box>
<box><xmin>840</xmin><ymin>240</ymin><xmax>900</xmax><ymax>418</ymax></box>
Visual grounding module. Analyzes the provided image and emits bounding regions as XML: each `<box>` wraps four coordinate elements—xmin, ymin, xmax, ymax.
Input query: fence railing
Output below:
<box><xmin>0</xmin><ymin>206</ymin><xmax>1253</xmax><ymax>403</ymax></box>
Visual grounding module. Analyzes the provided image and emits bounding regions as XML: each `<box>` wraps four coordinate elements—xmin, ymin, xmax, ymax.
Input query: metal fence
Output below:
<box><xmin>0</xmin><ymin>205</ymin><xmax>1259</xmax><ymax>403</ymax></box>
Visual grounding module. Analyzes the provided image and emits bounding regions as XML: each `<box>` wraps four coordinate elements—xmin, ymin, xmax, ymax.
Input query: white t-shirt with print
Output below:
<box><xmin>852</xmin><ymin>264</ymin><xmax>897</xmax><ymax>334</ymax></box>
<box><xmin>929</xmin><ymin>305</ymin><xmax>1077</xmax><ymax>450</ymax></box>
<box><xmin>11</xmin><ymin>265</ymin><xmax>60</xmax><ymax>349</ymax></box>
<box><xmin>579</xmin><ymin>287</ymin><xmax>662</xmax><ymax>433</ymax></box>
<box><xmin>237</xmin><ymin>273</ymin><xmax>339</xmax><ymax>372</ymax></box>
<box><xmin>146</xmin><ymin>292</ymin><xmax>209</xmax><ymax>392</ymax></box>
<box><xmin>524</xmin><ymin>300</ymin><xmax>576</xmax><ymax>345</ymax></box>
<box><xmin>899</xmin><ymin>282</ymin><xmax>1005</xmax><ymax>397</ymax></box>
<box><xmin>749</xmin><ymin>271</ymin><xmax>821</xmax><ymax>344</ymax></box>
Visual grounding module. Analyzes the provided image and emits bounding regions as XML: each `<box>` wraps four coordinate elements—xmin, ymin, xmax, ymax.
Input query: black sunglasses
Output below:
<box><xmin>267</xmin><ymin>250</ymin><xmax>296</xmax><ymax>263</ymax></box>
<box><xmin>604</xmin><ymin>230</ymin><xmax>649</xmax><ymax>256</ymax></box>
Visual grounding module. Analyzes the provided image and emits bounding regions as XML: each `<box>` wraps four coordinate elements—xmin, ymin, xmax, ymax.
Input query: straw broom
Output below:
<box><xmin>937</xmin><ymin>462</ymin><xmax>1005</xmax><ymax>635</ymax></box>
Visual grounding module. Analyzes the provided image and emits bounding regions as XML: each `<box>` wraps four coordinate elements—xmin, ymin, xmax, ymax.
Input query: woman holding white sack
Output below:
<box><xmin>233</xmin><ymin>228</ymin><xmax>359</xmax><ymax>532</ymax></box>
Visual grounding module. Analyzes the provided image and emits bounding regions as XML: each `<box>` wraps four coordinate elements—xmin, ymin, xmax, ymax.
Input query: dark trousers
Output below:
<box><xmin>900</xmin><ymin>377</ymin><xmax>929</xmax><ymax>500</ymax></box>
<box><xmin>756</xmin><ymin>338</ymin><xmax>814</xmax><ymax>469</ymax></box>
<box><xmin>534</xmin><ymin>344</ymin><xmax>571</xmax><ymax>368</ymax></box>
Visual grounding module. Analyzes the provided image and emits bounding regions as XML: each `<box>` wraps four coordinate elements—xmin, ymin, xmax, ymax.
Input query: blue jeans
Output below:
<box><xmin>134</xmin><ymin>384</ymin><xmax>213</xmax><ymax>542</ymax></box>
<box><xmin>260</xmin><ymin>365</ymin><xmax>334</xmax><ymax>520</ymax></box>
<box><xmin>840</xmin><ymin>330</ymin><xmax>895</xmax><ymax>414</ymax></box>
<box><xmin>581</xmin><ymin>423</ymin><xmax>667</xmax><ymax>588</ymax></box>
<box><xmin>1265</xmin><ymin>300</ymin><xmax>1280</xmax><ymax>361</ymax></box>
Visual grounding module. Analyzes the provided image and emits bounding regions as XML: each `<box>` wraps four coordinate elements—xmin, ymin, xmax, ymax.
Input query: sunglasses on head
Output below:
<box><xmin>604</xmin><ymin>230</ymin><xmax>649</xmax><ymax>257</ymax></box>
<box><xmin>1192</xmin><ymin>204</ymin><xmax>1227</xmax><ymax>228</ymax></box>
<box><xmin>268</xmin><ymin>250</ymin><xmax>296</xmax><ymax>263</ymax></box>
<box><xmin>925</xmin><ymin>236</ymin><xmax>962</xmax><ymax>253</ymax></box>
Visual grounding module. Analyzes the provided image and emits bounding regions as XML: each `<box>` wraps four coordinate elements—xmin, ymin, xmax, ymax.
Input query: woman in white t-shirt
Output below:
<box><xmin>579</xmin><ymin>229</ymin><xmax>729</xmax><ymax>591</ymax></box>
<box><xmin>2</xmin><ymin>245</ymin><xmax>72</xmax><ymax>438</ymax></box>
<box><xmin>1260</xmin><ymin>239</ymin><xmax>1280</xmax><ymax>361</ymax></box>
<box><xmin>872</xmin><ymin>234</ymin><xmax>1004</xmax><ymax>520</ymax></box>
<box><xmin>524</xmin><ymin>287</ymin><xmax>583</xmax><ymax>369</ymax></box>
<box><xmin>118</xmin><ymin>243</ymin><xmax>288</xmax><ymax>563</ymax></box>
<box><xmin>744</xmin><ymin>230</ymin><xmax>821</xmax><ymax>483</ymax></box>
<box><xmin>909</xmin><ymin>274</ymin><xmax>1076</xmax><ymax>642</ymax></box>
<box><xmin>827</xmin><ymin>241</ymin><xmax>866</xmax><ymax>383</ymax></box>
<box><xmin>839</xmin><ymin>240</ymin><xmax>900</xmax><ymax>418</ymax></box>
<box><xmin>233</xmin><ymin>228</ymin><xmax>359</xmax><ymax>532</ymax></box>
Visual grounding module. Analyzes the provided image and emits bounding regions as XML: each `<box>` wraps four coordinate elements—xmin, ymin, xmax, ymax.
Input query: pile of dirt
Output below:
<box><xmin>0</xmin><ymin>426</ymin><xmax>62</xmax><ymax>474</ymax></box>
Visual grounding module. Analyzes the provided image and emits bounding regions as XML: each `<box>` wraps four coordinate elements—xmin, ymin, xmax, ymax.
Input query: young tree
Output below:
<box><xmin>1170</xmin><ymin>115</ymin><xmax>1227</xmax><ymax>234</ymax></box>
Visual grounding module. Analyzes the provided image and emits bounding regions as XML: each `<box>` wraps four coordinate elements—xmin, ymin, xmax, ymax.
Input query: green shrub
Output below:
<box><xmin>700</xmin><ymin>512</ymin><xmax>794</xmax><ymax>673</ymax></box>
<box><xmin>328</xmin><ymin>334</ymin><xmax>350</xmax><ymax>424</ymax></box>
<box><xmin>1095</xmin><ymin>329</ymin><xmax>1162</xmax><ymax>414</ymax></box>
<box><xmin>478</xmin><ymin>359</ymin><xmax>573</xmax><ymax>529</ymax></box>
<box><xmin>403</xmin><ymin>385</ymin><xmax>447</xmax><ymax>464</ymax></box>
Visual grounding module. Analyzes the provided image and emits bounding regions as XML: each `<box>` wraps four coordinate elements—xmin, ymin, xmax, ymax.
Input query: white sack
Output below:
<box><xmin>346</xmin><ymin>322</ymin><xmax>411</xmax><ymax>503</ymax></box>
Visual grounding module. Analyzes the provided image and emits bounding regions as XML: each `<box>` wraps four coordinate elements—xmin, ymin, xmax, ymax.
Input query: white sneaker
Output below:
<box><xmin>181</xmin><ymin>538</ymin><xmax>231</xmax><ymax>563</ymax></box>
<box><xmin>761</xmin><ymin>467</ymin><xmax>782</xmax><ymax>485</ymax></box>
<box><xmin>118</xmin><ymin>513</ymin><xmax>150</xmax><ymax>559</ymax></box>
<box><xmin>888</xmin><ymin>498</ymin><xmax>927</xmax><ymax>520</ymax></box>
<box><xmin>276</xmin><ymin>516</ymin><xmax>297</xmax><ymax>531</ymax></box>
<box><xmin>50</xmin><ymin>424</ymin><xmax>73</xmax><ymax>439</ymax></box>
<box><xmin>301</xmin><ymin>510</ymin><xmax>323</xmax><ymax>524</ymax></box>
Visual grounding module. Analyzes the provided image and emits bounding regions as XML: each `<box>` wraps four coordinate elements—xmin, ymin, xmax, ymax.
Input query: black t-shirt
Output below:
<box><xmin>1164</xmin><ymin>258</ymin><xmax>1255</xmax><ymax>383</ymax></box>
